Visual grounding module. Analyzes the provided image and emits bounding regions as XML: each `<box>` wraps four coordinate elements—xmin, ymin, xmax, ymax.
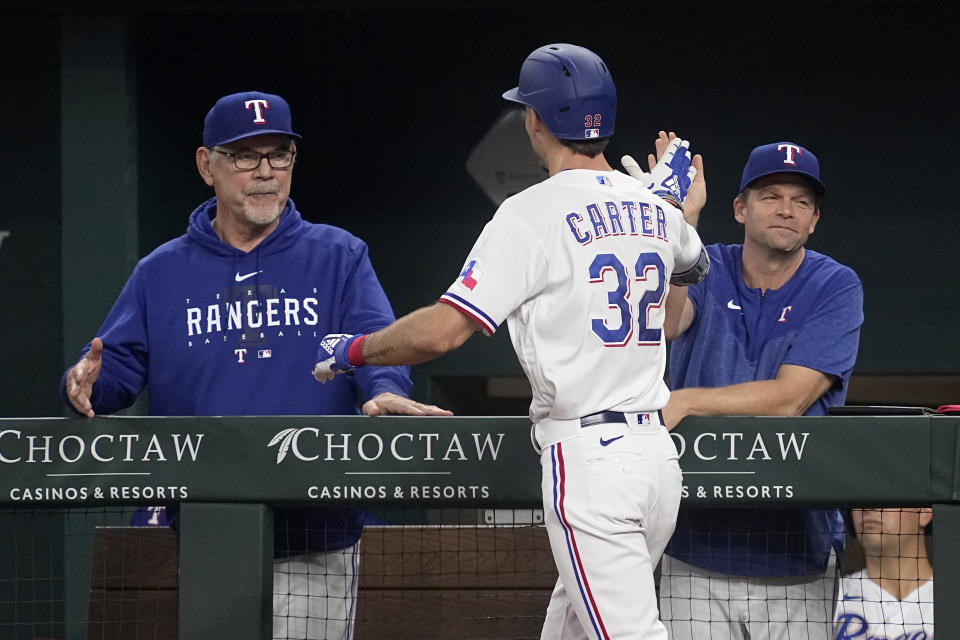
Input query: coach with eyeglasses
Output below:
<box><xmin>61</xmin><ymin>90</ymin><xmax>449</xmax><ymax>640</ymax></box>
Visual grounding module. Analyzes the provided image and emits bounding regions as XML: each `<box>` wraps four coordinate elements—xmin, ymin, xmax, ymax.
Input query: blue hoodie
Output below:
<box><xmin>62</xmin><ymin>196</ymin><xmax>412</xmax><ymax>552</ymax></box>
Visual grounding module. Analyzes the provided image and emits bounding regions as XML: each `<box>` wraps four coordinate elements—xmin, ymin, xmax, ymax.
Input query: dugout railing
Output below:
<box><xmin>0</xmin><ymin>414</ymin><xmax>957</xmax><ymax>639</ymax></box>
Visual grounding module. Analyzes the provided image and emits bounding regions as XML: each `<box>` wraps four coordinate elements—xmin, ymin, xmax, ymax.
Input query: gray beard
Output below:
<box><xmin>241</xmin><ymin>202</ymin><xmax>284</xmax><ymax>227</ymax></box>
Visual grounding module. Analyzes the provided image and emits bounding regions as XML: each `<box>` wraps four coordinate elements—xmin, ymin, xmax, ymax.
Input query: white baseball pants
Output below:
<box><xmin>272</xmin><ymin>542</ymin><xmax>360</xmax><ymax>640</ymax></box>
<box><xmin>659</xmin><ymin>553</ymin><xmax>837</xmax><ymax>640</ymax></box>
<box><xmin>539</xmin><ymin>419</ymin><xmax>682</xmax><ymax>640</ymax></box>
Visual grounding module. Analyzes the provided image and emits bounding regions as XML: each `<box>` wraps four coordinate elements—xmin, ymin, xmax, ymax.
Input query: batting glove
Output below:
<box><xmin>312</xmin><ymin>333</ymin><xmax>367</xmax><ymax>384</ymax></box>
<box><xmin>621</xmin><ymin>138</ymin><xmax>697</xmax><ymax>209</ymax></box>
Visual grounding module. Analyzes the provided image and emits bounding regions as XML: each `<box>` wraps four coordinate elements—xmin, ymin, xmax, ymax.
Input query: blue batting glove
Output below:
<box><xmin>623</xmin><ymin>138</ymin><xmax>696</xmax><ymax>209</ymax></box>
<box><xmin>650</xmin><ymin>138</ymin><xmax>693</xmax><ymax>206</ymax></box>
<box><xmin>312</xmin><ymin>333</ymin><xmax>361</xmax><ymax>384</ymax></box>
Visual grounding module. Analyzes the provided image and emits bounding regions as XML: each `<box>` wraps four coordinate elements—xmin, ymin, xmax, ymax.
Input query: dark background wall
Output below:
<box><xmin>0</xmin><ymin>12</ymin><xmax>61</xmax><ymax>416</ymax></box>
<box><xmin>1</xmin><ymin>1</ymin><xmax>958</xmax><ymax>416</ymax></box>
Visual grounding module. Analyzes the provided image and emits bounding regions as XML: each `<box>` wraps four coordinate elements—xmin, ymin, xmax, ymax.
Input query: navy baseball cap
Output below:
<box><xmin>739</xmin><ymin>142</ymin><xmax>826</xmax><ymax>195</ymax></box>
<box><xmin>202</xmin><ymin>91</ymin><xmax>301</xmax><ymax>148</ymax></box>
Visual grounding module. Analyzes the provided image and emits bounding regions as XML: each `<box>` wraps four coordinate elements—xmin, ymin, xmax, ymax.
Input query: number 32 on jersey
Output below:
<box><xmin>589</xmin><ymin>252</ymin><xmax>665</xmax><ymax>346</ymax></box>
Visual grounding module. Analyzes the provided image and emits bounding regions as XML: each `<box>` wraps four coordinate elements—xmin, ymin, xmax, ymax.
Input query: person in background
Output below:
<box><xmin>659</xmin><ymin>141</ymin><xmax>864</xmax><ymax>640</ymax></box>
<box><xmin>834</xmin><ymin>507</ymin><xmax>933</xmax><ymax>639</ymax></box>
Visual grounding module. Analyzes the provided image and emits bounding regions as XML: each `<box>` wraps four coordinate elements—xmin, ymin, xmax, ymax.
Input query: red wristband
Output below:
<box><xmin>347</xmin><ymin>334</ymin><xmax>368</xmax><ymax>366</ymax></box>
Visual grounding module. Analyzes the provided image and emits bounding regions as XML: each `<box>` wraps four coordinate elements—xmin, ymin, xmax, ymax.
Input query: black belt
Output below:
<box><xmin>580</xmin><ymin>411</ymin><xmax>627</xmax><ymax>428</ymax></box>
<box><xmin>579</xmin><ymin>410</ymin><xmax>664</xmax><ymax>428</ymax></box>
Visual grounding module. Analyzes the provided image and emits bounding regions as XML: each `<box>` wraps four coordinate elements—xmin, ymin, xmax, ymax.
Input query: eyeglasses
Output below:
<box><xmin>213</xmin><ymin>148</ymin><xmax>296</xmax><ymax>171</ymax></box>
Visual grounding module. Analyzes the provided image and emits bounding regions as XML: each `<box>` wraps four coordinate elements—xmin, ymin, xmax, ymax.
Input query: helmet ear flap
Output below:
<box><xmin>502</xmin><ymin>44</ymin><xmax>616</xmax><ymax>141</ymax></box>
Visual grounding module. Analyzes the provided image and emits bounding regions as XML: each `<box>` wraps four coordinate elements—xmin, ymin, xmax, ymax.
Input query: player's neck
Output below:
<box><xmin>545</xmin><ymin>148</ymin><xmax>612</xmax><ymax>176</ymax></box>
<box><xmin>739</xmin><ymin>245</ymin><xmax>805</xmax><ymax>293</ymax></box>
<box><xmin>865</xmin><ymin>550</ymin><xmax>933</xmax><ymax>601</ymax></box>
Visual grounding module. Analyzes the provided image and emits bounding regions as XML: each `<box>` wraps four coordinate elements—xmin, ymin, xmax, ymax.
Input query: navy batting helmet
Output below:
<box><xmin>503</xmin><ymin>43</ymin><xmax>616</xmax><ymax>140</ymax></box>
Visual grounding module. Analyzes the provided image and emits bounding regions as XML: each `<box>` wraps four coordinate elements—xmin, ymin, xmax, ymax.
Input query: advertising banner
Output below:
<box><xmin>0</xmin><ymin>415</ymin><xmax>954</xmax><ymax>507</ymax></box>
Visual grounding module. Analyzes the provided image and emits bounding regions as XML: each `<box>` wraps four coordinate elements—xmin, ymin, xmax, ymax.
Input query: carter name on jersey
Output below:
<box><xmin>565</xmin><ymin>200</ymin><xmax>669</xmax><ymax>246</ymax></box>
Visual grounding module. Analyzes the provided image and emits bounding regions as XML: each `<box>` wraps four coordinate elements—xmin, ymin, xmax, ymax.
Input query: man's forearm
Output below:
<box><xmin>670</xmin><ymin>365</ymin><xmax>834</xmax><ymax>420</ymax></box>
<box><xmin>663</xmin><ymin>286</ymin><xmax>692</xmax><ymax>341</ymax></box>
<box><xmin>671</xmin><ymin>381</ymin><xmax>808</xmax><ymax>418</ymax></box>
<box><xmin>362</xmin><ymin>302</ymin><xmax>478</xmax><ymax>366</ymax></box>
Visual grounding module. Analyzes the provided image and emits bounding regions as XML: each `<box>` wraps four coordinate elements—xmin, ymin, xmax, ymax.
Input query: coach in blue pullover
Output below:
<box><xmin>61</xmin><ymin>91</ymin><xmax>449</xmax><ymax>640</ymax></box>
<box><xmin>659</xmin><ymin>142</ymin><xmax>864</xmax><ymax>640</ymax></box>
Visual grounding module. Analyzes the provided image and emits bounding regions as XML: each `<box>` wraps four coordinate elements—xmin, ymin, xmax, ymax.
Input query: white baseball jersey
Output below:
<box><xmin>834</xmin><ymin>570</ymin><xmax>934</xmax><ymax>639</ymax></box>
<box><xmin>440</xmin><ymin>169</ymin><xmax>704</xmax><ymax>424</ymax></box>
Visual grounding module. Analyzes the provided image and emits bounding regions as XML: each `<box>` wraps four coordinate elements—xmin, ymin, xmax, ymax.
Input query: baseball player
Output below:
<box><xmin>834</xmin><ymin>508</ymin><xmax>934</xmax><ymax>640</ymax></box>
<box><xmin>312</xmin><ymin>43</ymin><xmax>709</xmax><ymax>639</ymax></box>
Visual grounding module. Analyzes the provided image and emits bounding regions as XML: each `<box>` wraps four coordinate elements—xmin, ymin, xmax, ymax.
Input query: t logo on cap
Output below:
<box><xmin>739</xmin><ymin>141</ymin><xmax>826</xmax><ymax>195</ymax></box>
<box><xmin>777</xmin><ymin>143</ymin><xmax>801</xmax><ymax>166</ymax></box>
<box><xmin>245</xmin><ymin>99</ymin><xmax>269</xmax><ymax>124</ymax></box>
<box><xmin>203</xmin><ymin>91</ymin><xmax>302</xmax><ymax>149</ymax></box>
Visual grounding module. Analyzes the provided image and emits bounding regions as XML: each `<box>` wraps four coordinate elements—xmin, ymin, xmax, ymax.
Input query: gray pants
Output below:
<box><xmin>272</xmin><ymin>542</ymin><xmax>360</xmax><ymax>640</ymax></box>
<box><xmin>659</xmin><ymin>554</ymin><xmax>837</xmax><ymax>640</ymax></box>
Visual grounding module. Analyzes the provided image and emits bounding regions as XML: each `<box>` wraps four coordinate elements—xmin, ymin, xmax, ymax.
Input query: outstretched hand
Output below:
<box><xmin>65</xmin><ymin>337</ymin><xmax>103</xmax><ymax>418</ymax></box>
<box><xmin>313</xmin><ymin>333</ymin><xmax>362</xmax><ymax>383</ymax></box>
<box><xmin>362</xmin><ymin>392</ymin><xmax>453</xmax><ymax>416</ymax></box>
<box><xmin>645</xmin><ymin>130</ymin><xmax>677</xmax><ymax>173</ymax></box>
<box><xmin>623</xmin><ymin>130</ymin><xmax>706</xmax><ymax>227</ymax></box>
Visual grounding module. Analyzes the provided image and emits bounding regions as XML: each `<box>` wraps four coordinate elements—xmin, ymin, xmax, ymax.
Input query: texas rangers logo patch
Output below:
<box><xmin>244</xmin><ymin>99</ymin><xmax>269</xmax><ymax>124</ymax></box>
<box><xmin>459</xmin><ymin>259</ymin><xmax>482</xmax><ymax>290</ymax></box>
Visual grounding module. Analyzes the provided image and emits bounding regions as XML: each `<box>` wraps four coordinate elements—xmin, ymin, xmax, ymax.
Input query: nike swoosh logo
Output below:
<box><xmin>600</xmin><ymin>435</ymin><xmax>624</xmax><ymax>447</ymax></box>
<box><xmin>235</xmin><ymin>270</ymin><xmax>262</xmax><ymax>282</ymax></box>
<box><xmin>727</xmin><ymin>300</ymin><xmax>742</xmax><ymax>310</ymax></box>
